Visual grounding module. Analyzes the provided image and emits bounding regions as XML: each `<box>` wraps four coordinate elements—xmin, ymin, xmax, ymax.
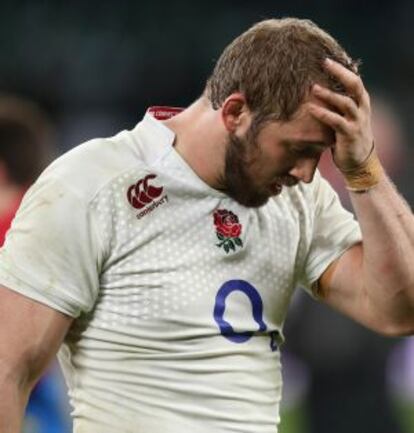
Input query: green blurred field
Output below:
<box><xmin>279</xmin><ymin>398</ymin><xmax>414</xmax><ymax>433</ymax></box>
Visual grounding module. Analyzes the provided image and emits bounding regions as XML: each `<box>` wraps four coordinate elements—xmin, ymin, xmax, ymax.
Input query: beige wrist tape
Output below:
<box><xmin>342</xmin><ymin>143</ymin><xmax>384</xmax><ymax>193</ymax></box>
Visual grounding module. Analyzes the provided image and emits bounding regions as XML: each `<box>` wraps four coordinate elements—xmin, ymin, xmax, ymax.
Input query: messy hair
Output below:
<box><xmin>206</xmin><ymin>18</ymin><xmax>359</xmax><ymax>125</ymax></box>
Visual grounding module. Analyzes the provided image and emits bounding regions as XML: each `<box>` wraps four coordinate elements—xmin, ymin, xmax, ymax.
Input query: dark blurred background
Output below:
<box><xmin>0</xmin><ymin>1</ymin><xmax>413</xmax><ymax>160</ymax></box>
<box><xmin>1</xmin><ymin>1</ymin><xmax>413</xmax><ymax>432</ymax></box>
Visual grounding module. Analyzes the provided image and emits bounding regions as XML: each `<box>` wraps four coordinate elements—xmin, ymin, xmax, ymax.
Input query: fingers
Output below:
<box><xmin>312</xmin><ymin>84</ymin><xmax>359</xmax><ymax>119</ymax></box>
<box><xmin>309</xmin><ymin>59</ymin><xmax>374</xmax><ymax>171</ymax></box>
<box><xmin>308</xmin><ymin>103</ymin><xmax>348</xmax><ymax>134</ymax></box>
<box><xmin>310</xmin><ymin>58</ymin><xmax>372</xmax><ymax>135</ymax></box>
<box><xmin>323</xmin><ymin>58</ymin><xmax>369</xmax><ymax>108</ymax></box>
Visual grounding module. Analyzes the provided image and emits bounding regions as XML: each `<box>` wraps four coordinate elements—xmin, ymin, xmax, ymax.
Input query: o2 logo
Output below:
<box><xmin>213</xmin><ymin>279</ymin><xmax>278</xmax><ymax>351</ymax></box>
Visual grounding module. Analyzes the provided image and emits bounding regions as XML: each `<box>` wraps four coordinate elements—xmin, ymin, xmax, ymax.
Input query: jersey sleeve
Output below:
<box><xmin>0</xmin><ymin>174</ymin><xmax>104</xmax><ymax>317</ymax></box>
<box><xmin>299</xmin><ymin>172</ymin><xmax>362</xmax><ymax>296</ymax></box>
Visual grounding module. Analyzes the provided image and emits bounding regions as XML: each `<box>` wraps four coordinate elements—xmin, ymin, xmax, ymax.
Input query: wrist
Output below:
<box><xmin>340</xmin><ymin>142</ymin><xmax>384</xmax><ymax>193</ymax></box>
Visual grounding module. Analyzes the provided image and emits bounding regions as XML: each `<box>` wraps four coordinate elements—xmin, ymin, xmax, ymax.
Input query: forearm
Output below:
<box><xmin>350</xmin><ymin>172</ymin><xmax>414</xmax><ymax>332</ymax></box>
<box><xmin>0</xmin><ymin>375</ymin><xmax>31</xmax><ymax>433</ymax></box>
<box><xmin>0</xmin><ymin>287</ymin><xmax>72</xmax><ymax>432</ymax></box>
<box><xmin>311</xmin><ymin>59</ymin><xmax>414</xmax><ymax>334</ymax></box>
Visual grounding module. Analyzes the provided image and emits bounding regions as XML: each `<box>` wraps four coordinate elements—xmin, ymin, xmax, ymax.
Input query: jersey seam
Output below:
<box><xmin>0</xmin><ymin>266</ymin><xmax>82</xmax><ymax>317</ymax></box>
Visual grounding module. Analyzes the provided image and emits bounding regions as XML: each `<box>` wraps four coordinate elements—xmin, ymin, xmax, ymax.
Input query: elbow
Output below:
<box><xmin>378</xmin><ymin>324</ymin><xmax>414</xmax><ymax>338</ymax></box>
<box><xmin>375</xmin><ymin>314</ymin><xmax>414</xmax><ymax>338</ymax></box>
<box><xmin>371</xmin><ymin>283</ymin><xmax>414</xmax><ymax>337</ymax></box>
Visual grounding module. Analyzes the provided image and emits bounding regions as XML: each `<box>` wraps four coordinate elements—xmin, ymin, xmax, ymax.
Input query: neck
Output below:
<box><xmin>163</xmin><ymin>97</ymin><xmax>227</xmax><ymax>189</ymax></box>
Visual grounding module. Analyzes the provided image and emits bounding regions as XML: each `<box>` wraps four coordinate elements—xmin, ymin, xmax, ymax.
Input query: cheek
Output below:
<box><xmin>251</xmin><ymin>151</ymin><xmax>292</xmax><ymax>180</ymax></box>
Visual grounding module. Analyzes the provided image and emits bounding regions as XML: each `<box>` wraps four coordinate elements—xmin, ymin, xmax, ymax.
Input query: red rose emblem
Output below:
<box><xmin>213</xmin><ymin>209</ymin><xmax>243</xmax><ymax>254</ymax></box>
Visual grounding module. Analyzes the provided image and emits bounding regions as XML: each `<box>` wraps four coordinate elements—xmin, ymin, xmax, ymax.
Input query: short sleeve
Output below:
<box><xmin>299</xmin><ymin>172</ymin><xmax>362</xmax><ymax>295</ymax></box>
<box><xmin>0</xmin><ymin>175</ymin><xmax>104</xmax><ymax>317</ymax></box>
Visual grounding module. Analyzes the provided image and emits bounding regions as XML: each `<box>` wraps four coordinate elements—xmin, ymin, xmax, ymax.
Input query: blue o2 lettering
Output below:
<box><xmin>213</xmin><ymin>279</ymin><xmax>278</xmax><ymax>351</ymax></box>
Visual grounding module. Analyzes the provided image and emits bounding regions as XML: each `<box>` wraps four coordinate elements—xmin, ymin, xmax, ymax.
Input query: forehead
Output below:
<box><xmin>259</xmin><ymin>96</ymin><xmax>335</xmax><ymax>146</ymax></box>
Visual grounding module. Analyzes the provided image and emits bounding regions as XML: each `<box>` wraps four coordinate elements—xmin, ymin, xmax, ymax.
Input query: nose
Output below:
<box><xmin>288</xmin><ymin>158</ymin><xmax>319</xmax><ymax>184</ymax></box>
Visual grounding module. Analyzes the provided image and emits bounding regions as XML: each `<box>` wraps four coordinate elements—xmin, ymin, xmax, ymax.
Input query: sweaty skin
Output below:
<box><xmin>166</xmin><ymin>59</ymin><xmax>414</xmax><ymax>335</ymax></box>
<box><xmin>310</xmin><ymin>59</ymin><xmax>414</xmax><ymax>335</ymax></box>
<box><xmin>0</xmin><ymin>58</ymin><xmax>413</xmax><ymax>433</ymax></box>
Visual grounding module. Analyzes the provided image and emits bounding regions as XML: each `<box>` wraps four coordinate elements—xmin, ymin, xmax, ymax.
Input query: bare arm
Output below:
<box><xmin>311</xmin><ymin>59</ymin><xmax>414</xmax><ymax>336</ymax></box>
<box><xmin>318</xmin><ymin>178</ymin><xmax>414</xmax><ymax>335</ymax></box>
<box><xmin>0</xmin><ymin>285</ymin><xmax>73</xmax><ymax>433</ymax></box>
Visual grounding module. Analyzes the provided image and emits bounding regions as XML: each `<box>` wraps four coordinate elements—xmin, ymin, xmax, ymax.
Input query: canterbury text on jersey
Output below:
<box><xmin>0</xmin><ymin>107</ymin><xmax>361</xmax><ymax>433</ymax></box>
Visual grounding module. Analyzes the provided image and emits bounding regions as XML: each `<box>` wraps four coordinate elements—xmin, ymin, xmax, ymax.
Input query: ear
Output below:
<box><xmin>221</xmin><ymin>93</ymin><xmax>252</xmax><ymax>135</ymax></box>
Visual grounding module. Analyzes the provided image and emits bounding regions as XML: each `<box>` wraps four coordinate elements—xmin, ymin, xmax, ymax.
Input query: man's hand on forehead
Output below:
<box><xmin>308</xmin><ymin>58</ymin><xmax>374</xmax><ymax>173</ymax></box>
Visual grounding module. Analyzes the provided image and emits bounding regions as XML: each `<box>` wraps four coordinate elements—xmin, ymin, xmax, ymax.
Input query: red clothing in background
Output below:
<box><xmin>0</xmin><ymin>194</ymin><xmax>23</xmax><ymax>246</ymax></box>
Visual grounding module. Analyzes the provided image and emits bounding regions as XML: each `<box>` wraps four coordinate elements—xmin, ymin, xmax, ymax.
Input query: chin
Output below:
<box><xmin>224</xmin><ymin>175</ymin><xmax>282</xmax><ymax>208</ymax></box>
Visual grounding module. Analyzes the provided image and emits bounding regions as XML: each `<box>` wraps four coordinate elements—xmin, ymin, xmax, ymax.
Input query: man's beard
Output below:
<box><xmin>219</xmin><ymin>132</ymin><xmax>273</xmax><ymax>208</ymax></box>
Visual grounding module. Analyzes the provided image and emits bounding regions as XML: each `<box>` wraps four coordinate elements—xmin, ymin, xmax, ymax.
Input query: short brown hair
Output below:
<box><xmin>206</xmin><ymin>18</ymin><xmax>359</xmax><ymax>122</ymax></box>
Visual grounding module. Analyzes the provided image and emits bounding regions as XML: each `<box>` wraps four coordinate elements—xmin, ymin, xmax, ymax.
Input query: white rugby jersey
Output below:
<box><xmin>0</xmin><ymin>107</ymin><xmax>361</xmax><ymax>433</ymax></box>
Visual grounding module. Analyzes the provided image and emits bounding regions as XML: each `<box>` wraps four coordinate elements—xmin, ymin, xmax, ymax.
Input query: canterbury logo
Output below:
<box><xmin>127</xmin><ymin>174</ymin><xmax>164</xmax><ymax>209</ymax></box>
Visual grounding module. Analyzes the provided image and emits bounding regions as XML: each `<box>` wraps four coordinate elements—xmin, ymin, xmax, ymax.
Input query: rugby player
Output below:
<box><xmin>0</xmin><ymin>18</ymin><xmax>413</xmax><ymax>433</ymax></box>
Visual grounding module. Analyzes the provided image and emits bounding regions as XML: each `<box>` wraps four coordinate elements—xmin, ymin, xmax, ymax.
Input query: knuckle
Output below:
<box><xmin>333</xmin><ymin>117</ymin><xmax>344</xmax><ymax>129</ymax></box>
<box><xmin>352</xmin><ymin>123</ymin><xmax>363</xmax><ymax>137</ymax></box>
<box><xmin>344</xmin><ymin>95</ymin><xmax>356</xmax><ymax>110</ymax></box>
<box><xmin>349</xmin><ymin>76</ymin><xmax>362</xmax><ymax>92</ymax></box>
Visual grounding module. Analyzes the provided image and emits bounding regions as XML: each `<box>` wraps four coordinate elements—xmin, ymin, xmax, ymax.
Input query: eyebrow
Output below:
<box><xmin>287</xmin><ymin>139</ymin><xmax>332</xmax><ymax>150</ymax></box>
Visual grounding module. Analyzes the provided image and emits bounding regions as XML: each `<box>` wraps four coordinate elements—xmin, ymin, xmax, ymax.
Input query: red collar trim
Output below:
<box><xmin>147</xmin><ymin>106</ymin><xmax>184</xmax><ymax>120</ymax></box>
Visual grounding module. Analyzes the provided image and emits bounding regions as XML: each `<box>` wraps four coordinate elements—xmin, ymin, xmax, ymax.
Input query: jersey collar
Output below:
<box><xmin>134</xmin><ymin>107</ymin><xmax>181</xmax><ymax>165</ymax></box>
<box><xmin>140</xmin><ymin>106</ymin><xmax>226</xmax><ymax>199</ymax></box>
<box><xmin>147</xmin><ymin>106</ymin><xmax>184</xmax><ymax>120</ymax></box>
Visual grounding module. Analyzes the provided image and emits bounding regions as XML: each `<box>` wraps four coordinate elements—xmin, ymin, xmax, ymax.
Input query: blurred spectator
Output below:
<box><xmin>0</xmin><ymin>96</ymin><xmax>55</xmax><ymax>243</ymax></box>
<box><xmin>284</xmin><ymin>96</ymin><xmax>408</xmax><ymax>433</ymax></box>
<box><xmin>0</xmin><ymin>95</ymin><xmax>70</xmax><ymax>433</ymax></box>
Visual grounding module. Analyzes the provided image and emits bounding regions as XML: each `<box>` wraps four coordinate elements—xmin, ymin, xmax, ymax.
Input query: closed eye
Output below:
<box><xmin>290</xmin><ymin>146</ymin><xmax>324</xmax><ymax>159</ymax></box>
<box><xmin>287</xmin><ymin>140</ymin><xmax>331</xmax><ymax>159</ymax></box>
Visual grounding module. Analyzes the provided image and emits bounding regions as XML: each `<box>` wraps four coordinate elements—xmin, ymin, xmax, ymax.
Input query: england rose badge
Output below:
<box><xmin>213</xmin><ymin>209</ymin><xmax>243</xmax><ymax>253</ymax></box>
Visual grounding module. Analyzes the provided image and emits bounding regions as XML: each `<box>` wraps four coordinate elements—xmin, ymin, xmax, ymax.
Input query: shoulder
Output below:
<box><xmin>35</xmin><ymin>119</ymin><xmax>171</xmax><ymax>205</ymax></box>
<box><xmin>41</xmin><ymin>131</ymin><xmax>136</xmax><ymax>201</ymax></box>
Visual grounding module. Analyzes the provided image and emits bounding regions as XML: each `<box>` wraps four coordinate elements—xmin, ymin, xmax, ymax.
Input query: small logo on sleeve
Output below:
<box><xmin>127</xmin><ymin>174</ymin><xmax>168</xmax><ymax>219</ymax></box>
<box><xmin>213</xmin><ymin>209</ymin><xmax>243</xmax><ymax>253</ymax></box>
